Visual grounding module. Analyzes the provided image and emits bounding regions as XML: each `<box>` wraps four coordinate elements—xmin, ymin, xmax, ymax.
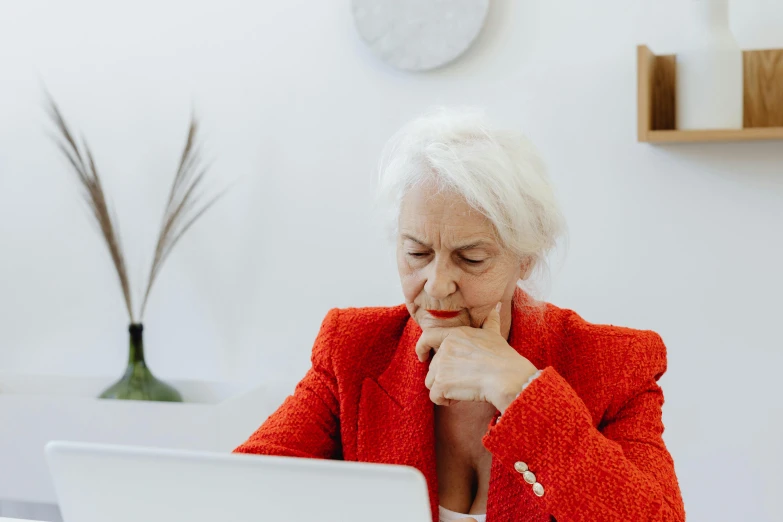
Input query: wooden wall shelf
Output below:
<box><xmin>637</xmin><ymin>45</ymin><xmax>783</xmax><ymax>143</ymax></box>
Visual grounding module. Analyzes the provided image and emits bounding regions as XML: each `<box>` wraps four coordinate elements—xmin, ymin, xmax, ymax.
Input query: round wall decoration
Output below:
<box><xmin>351</xmin><ymin>0</ymin><xmax>490</xmax><ymax>72</ymax></box>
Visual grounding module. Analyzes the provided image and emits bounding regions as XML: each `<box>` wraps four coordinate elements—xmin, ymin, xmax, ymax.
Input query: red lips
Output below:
<box><xmin>427</xmin><ymin>310</ymin><xmax>461</xmax><ymax>319</ymax></box>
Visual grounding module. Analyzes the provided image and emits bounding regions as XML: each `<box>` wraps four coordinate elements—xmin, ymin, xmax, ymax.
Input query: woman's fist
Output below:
<box><xmin>417</xmin><ymin>303</ymin><xmax>538</xmax><ymax>413</ymax></box>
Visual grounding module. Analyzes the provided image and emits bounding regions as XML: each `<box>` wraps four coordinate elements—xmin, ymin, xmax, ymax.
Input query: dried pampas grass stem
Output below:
<box><xmin>47</xmin><ymin>94</ymin><xmax>225</xmax><ymax>323</ymax></box>
<box><xmin>47</xmin><ymin>95</ymin><xmax>136</xmax><ymax>323</ymax></box>
<box><xmin>139</xmin><ymin>116</ymin><xmax>225</xmax><ymax>319</ymax></box>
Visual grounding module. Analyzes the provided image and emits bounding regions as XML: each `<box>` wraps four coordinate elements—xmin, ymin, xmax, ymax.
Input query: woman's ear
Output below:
<box><xmin>519</xmin><ymin>258</ymin><xmax>534</xmax><ymax>280</ymax></box>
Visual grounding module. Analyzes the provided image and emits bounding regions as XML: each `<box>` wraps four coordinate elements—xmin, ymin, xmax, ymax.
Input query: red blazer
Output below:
<box><xmin>234</xmin><ymin>295</ymin><xmax>685</xmax><ymax>521</ymax></box>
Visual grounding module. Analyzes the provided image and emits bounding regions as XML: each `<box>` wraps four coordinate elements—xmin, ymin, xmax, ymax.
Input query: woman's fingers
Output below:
<box><xmin>454</xmin><ymin>518</ymin><xmax>478</xmax><ymax>522</ymax></box>
<box><xmin>415</xmin><ymin>327</ymin><xmax>451</xmax><ymax>361</ymax></box>
<box><xmin>429</xmin><ymin>381</ymin><xmax>475</xmax><ymax>405</ymax></box>
<box><xmin>425</xmin><ymin>363</ymin><xmax>435</xmax><ymax>389</ymax></box>
<box><xmin>423</xmin><ymin>332</ymin><xmax>479</xmax><ymax>405</ymax></box>
<box><xmin>481</xmin><ymin>302</ymin><xmax>502</xmax><ymax>333</ymax></box>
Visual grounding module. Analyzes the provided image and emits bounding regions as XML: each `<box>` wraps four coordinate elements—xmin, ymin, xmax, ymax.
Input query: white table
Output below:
<box><xmin>1</xmin><ymin>372</ymin><xmax>292</xmax><ymax>519</ymax></box>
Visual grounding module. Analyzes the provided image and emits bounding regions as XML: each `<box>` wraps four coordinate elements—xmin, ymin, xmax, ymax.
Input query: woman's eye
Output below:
<box><xmin>462</xmin><ymin>258</ymin><xmax>485</xmax><ymax>265</ymax></box>
<box><xmin>407</xmin><ymin>252</ymin><xmax>429</xmax><ymax>258</ymax></box>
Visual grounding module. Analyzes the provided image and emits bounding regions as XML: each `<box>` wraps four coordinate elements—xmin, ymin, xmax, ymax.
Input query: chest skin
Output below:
<box><xmin>435</xmin><ymin>402</ymin><xmax>497</xmax><ymax>516</ymax></box>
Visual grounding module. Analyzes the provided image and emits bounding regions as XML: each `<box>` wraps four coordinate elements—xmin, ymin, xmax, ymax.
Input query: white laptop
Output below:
<box><xmin>45</xmin><ymin>441</ymin><xmax>432</xmax><ymax>522</ymax></box>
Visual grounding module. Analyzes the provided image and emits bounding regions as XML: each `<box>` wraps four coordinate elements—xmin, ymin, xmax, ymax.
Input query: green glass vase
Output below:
<box><xmin>99</xmin><ymin>324</ymin><xmax>183</xmax><ymax>402</ymax></box>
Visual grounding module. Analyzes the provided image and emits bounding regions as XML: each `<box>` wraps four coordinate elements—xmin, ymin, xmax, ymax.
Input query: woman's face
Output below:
<box><xmin>397</xmin><ymin>183</ymin><xmax>526</xmax><ymax>336</ymax></box>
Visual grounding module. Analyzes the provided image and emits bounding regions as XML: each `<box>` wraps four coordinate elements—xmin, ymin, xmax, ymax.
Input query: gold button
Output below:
<box><xmin>533</xmin><ymin>482</ymin><xmax>545</xmax><ymax>497</ymax></box>
<box><xmin>514</xmin><ymin>461</ymin><xmax>528</xmax><ymax>473</ymax></box>
<box><xmin>523</xmin><ymin>470</ymin><xmax>536</xmax><ymax>484</ymax></box>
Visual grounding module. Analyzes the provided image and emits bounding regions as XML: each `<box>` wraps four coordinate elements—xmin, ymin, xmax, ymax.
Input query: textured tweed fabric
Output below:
<box><xmin>234</xmin><ymin>291</ymin><xmax>685</xmax><ymax>521</ymax></box>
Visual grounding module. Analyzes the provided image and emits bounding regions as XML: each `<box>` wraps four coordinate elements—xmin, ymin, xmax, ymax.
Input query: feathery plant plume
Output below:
<box><xmin>139</xmin><ymin>116</ymin><xmax>225</xmax><ymax>319</ymax></box>
<box><xmin>46</xmin><ymin>95</ymin><xmax>136</xmax><ymax>323</ymax></box>
<box><xmin>46</xmin><ymin>93</ymin><xmax>225</xmax><ymax>322</ymax></box>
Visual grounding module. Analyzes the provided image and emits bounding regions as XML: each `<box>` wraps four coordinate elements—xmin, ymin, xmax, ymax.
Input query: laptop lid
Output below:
<box><xmin>45</xmin><ymin>441</ymin><xmax>432</xmax><ymax>522</ymax></box>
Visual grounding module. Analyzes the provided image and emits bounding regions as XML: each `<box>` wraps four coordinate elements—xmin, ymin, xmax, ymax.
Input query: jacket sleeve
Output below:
<box><xmin>482</xmin><ymin>334</ymin><xmax>685</xmax><ymax>522</ymax></box>
<box><xmin>233</xmin><ymin>309</ymin><xmax>342</xmax><ymax>459</ymax></box>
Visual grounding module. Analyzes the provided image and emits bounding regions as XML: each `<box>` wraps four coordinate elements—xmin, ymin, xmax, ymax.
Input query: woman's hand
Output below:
<box><xmin>416</xmin><ymin>302</ymin><xmax>538</xmax><ymax>414</ymax></box>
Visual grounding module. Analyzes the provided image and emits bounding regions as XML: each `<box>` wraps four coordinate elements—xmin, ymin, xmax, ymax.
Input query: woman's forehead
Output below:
<box><xmin>399</xmin><ymin>190</ymin><xmax>498</xmax><ymax>247</ymax></box>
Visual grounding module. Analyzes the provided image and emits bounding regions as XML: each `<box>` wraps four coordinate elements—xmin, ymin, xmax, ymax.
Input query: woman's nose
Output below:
<box><xmin>424</xmin><ymin>259</ymin><xmax>457</xmax><ymax>300</ymax></box>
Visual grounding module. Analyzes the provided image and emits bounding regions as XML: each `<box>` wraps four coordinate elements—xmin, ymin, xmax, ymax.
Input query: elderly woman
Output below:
<box><xmin>234</xmin><ymin>109</ymin><xmax>685</xmax><ymax>522</ymax></box>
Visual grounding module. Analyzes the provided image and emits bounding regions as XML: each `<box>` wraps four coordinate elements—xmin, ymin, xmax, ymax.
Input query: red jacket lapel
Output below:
<box><xmin>357</xmin><ymin>318</ymin><xmax>439</xmax><ymax>521</ymax></box>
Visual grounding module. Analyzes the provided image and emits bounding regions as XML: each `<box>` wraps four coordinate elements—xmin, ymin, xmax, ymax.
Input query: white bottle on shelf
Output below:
<box><xmin>676</xmin><ymin>0</ymin><xmax>743</xmax><ymax>130</ymax></box>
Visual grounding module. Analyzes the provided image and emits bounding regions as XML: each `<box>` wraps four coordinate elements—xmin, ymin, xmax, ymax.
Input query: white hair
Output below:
<box><xmin>376</xmin><ymin>107</ymin><xmax>566</xmax><ymax>296</ymax></box>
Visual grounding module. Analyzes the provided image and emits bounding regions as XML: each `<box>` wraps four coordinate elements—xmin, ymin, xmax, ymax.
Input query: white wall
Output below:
<box><xmin>1</xmin><ymin>0</ymin><xmax>782</xmax><ymax>520</ymax></box>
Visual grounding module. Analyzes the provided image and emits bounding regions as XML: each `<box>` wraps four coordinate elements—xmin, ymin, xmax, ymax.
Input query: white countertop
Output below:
<box><xmin>0</xmin><ymin>372</ymin><xmax>291</xmax><ymax>505</ymax></box>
